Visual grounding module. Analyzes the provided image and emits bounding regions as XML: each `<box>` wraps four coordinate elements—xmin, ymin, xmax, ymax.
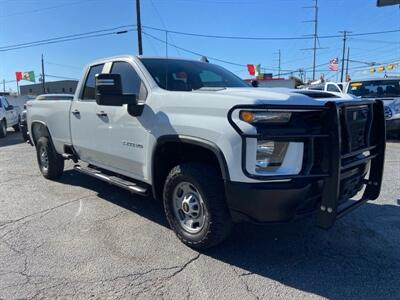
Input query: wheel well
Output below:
<box><xmin>152</xmin><ymin>140</ymin><xmax>228</xmax><ymax>201</ymax></box>
<box><xmin>31</xmin><ymin>122</ymin><xmax>50</xmax><ymax>145</ymax></box>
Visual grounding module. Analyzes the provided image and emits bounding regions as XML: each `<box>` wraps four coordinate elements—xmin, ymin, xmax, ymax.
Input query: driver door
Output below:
<box><xmin>92</xmin><ymin>60</ymin><xmax>151</xmax><ymax>180</ymax></box>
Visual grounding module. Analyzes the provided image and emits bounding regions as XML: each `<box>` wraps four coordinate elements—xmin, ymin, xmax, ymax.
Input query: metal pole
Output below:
<box><xmin>16</xmin><ymin>80</ymin><xmax>19</xmax><ymax>96</ymax></box>
<box><xmin>312</xmin><ymin>0</ymin><xmax>318</xmax><ymax>81</ymax></box>
<box><xmin>136</xmin><ymin>0</ymin><xmax>143</xmax><ymax>55</ymax></box>
<box><xmin>2</xmin><ymin>79</ymin><xmax>5</xmax><ymax>93</ymax></box>
<box><xmin>340</xmin><ymin>31</ymin><xmax>348</xmax><ymax>82</ymax></box>
<box><xmin>41</xmin><ymin>54</ymin><xmax>46</xmax><ymax>94</ymax></box>
<box><xmin>345</xmin><ymin>47</ymin><xmax>350</xmax><ymax>81</ymax></box>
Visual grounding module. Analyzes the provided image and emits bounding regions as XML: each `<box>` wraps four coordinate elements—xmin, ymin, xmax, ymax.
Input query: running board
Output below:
<box><xmin>73</xmin><ymin>165</ymin><xmax>148</xmax><ymax>195</ymax></box>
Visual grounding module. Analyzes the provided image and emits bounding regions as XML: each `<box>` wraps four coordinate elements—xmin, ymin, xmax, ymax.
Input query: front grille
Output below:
<box><xmin>384</xmin><ymin>106</ymin><xmax>392</xmax><ymax>119</ymax></box>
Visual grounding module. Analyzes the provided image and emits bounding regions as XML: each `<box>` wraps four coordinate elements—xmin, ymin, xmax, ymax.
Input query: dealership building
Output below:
<box><xmin>19</xmin><ymin>80</ymin><xmax>78</xmax><ymax>96</ymax></box>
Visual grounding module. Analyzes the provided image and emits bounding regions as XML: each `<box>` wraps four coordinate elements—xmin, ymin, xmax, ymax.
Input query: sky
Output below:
<box><xmin>0</xmin><ymin>0</ymin><xmax>399</xmax><ymax>92</ymax></box>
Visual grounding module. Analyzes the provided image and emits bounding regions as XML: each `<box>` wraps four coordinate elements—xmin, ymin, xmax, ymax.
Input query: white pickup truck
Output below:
<box><xmin>27</xmin><ymin>56</ymin><xmax>386</xmax><ymax>249</ymax></box>
<box><xmin>0</xmin><ymin>96</ymin><xmax>21</xmax><ymax>138</ymax></box>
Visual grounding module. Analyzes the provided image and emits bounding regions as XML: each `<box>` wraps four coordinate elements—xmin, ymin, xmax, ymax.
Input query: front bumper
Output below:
<box><xmin>227</xmin><ymin>100</ymin><xmax>386</xmax><ymax>228</ymax></box>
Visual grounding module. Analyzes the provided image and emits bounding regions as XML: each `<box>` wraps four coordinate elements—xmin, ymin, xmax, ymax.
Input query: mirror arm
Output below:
<box><xmin>127</xmin><ymin>103</ymin><xmax>144</xmax><ymax>116</ymax></box>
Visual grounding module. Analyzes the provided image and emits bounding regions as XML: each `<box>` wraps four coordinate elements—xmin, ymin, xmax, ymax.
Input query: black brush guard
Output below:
<box><xmin>227</xmin><ymin>100</ymin><xmax>386</xmax><ymax>229</ymax></box>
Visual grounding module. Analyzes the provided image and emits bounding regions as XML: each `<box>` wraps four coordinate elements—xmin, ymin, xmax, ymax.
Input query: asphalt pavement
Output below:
<box><xmin>1</xmin><ymin>130</ymin><xmax>399</xmax><ymax>299</ymax></box>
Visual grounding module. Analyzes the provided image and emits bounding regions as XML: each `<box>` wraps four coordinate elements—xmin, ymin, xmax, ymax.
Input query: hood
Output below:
<box><xmin>192</xmin><ymin>87</ymin><xmax>361</xmax><ymax>106</ymax></box>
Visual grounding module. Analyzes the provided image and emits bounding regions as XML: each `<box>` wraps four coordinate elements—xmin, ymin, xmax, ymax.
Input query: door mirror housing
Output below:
<box><xmin>95</xmin><ymin>73</ymin><xmax>137</xmax><ymax>106</ymax></box>
<box><xmin>6</xmin><ymin>105</ymin><xmax>14</xmax><ymax>110</ymax></box>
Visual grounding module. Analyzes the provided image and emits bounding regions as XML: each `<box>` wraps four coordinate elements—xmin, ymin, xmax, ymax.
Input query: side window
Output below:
<box><xmin>82</xmin><ymin>64</ymin><xmax>105</xmax><ymax>100</ymax></box>
<box><xmin>3</xmin><ymin>98</ymin><xmax>9</xmax><ymax>109</ymax></box>
<box><xmin>327</xmin><ymin>84</ymin><xmax>340</xmax><ymax>93</ymax></box>
<box><xmin>111</xmin><ymin>61</ymin><xmax>148</xmax><ymax>101</ymax></box>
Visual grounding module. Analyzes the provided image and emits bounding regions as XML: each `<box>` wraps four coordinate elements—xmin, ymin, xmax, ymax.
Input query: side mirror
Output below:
<box><xmin>95</xmin><ymin>73</ymin><xmax>137</xmax><ymax>106</ymax></box>
<box><xmin>7</xmin><ymin>105</ymin><xmax>14</xmax><ymax>110</ymax></box>
<box><xmin>251</xmin><ymin>80</ymin><xmax>259</xmax><ymax>88</ymax></box>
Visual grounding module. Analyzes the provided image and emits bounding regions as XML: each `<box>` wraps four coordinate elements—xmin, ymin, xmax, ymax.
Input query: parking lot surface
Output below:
<box><xmin>0</xmin><ymin>131</ymin><xmax>399</xmax><ymax>300</ymax></box>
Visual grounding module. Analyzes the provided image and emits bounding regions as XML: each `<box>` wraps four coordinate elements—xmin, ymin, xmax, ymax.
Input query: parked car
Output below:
<box><xmin>27</xmin><ymin>56</ymin><xmax>385</xmax><ymax>249</ymax></box>
<box><xmin>0</xmin><ymin>96</ymin><xmax>21</xmax><ymax>138</ymax></box>
<box><xmin>345</xmin><ymin>78</ymin><xmax>400</xmax><ymax>138</ymax></box>
<box><xmin>306</xmin><ymin>82</ymin><xmax>345</xmax><ymax>95</ymax></box>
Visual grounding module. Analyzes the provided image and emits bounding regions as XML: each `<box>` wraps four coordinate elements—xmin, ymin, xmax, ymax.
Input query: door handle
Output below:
<box><xmin>96</xmin><ymin>111</ymin><xmax>108</xmax><ymax>117</ymax></box>
<box><xmin>71</xmin><ymin>109</ymin><xmax>80</xmax><ymax>115</ymax></box>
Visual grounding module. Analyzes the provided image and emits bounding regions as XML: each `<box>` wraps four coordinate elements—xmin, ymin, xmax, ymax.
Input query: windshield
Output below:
<box><xmin>347</xmin><ymin>80</ymin><xmax>400</xmax><ymax>98</ymax></box>
<box><xmin>140</xmin><ymin>58</ymin><xmax>248</xmax><ymax>91</ymax></box>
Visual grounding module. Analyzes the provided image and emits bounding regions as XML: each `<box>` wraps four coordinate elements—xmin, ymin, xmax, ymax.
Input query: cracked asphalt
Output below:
<box><xmin>0</xmin><ymin>130</ymin><xmax>399</xmax><ymax>300</ymax></box>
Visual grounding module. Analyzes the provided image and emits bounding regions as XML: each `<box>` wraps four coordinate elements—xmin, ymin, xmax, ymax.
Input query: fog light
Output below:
<box><xmin>256</xmin><ymin>140</ymin><xmax>289</xmax><ymax>172</ymax></box>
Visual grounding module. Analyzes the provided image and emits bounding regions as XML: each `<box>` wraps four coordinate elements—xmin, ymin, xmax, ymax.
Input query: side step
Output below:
<box><xmin>73</xmin><ymin>165</ymin><xmax>148</xmax><ymax>196</ymax></box>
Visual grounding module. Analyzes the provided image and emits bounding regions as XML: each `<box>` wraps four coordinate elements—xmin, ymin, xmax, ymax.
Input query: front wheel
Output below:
<box><xmin>13</xmin><ymin>118</ymin><xmax>21</xmax><ymax>132</ymax></box>
<box><xmin>163</xmin><ymin>163</ymin><xmax>232</xmax><ymax>250</ymax></box>
<box><xmin>36</xmin><ymin>137</ymin><xmax>64</xmax><ymax>179</ymax></box>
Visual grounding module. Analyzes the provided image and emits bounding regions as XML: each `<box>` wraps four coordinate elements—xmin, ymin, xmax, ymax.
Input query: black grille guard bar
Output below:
<box><xmin>227</xmin><ymin>100</ymin><xmax>386</xmax><ymax>229</ymax></box>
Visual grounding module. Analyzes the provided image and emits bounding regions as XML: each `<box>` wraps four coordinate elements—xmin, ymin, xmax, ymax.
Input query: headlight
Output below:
<box><xmin>391</xmin><ymin>99</ymin><xmax>400</xmax><ymax>114</ymax></box>
<box><xmin>240</xmin><ymin>110</ymin><xmax>291</xmax><ymax>124</ymax></box>
<box><xmin>256</xmin><ymin>140</ymin><xmax>289</xmax><ymax>172</ymax></box>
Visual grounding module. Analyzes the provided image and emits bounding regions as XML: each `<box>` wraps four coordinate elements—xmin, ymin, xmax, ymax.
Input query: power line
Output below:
<box><xmin>142</xmin><ymin>31</ymin><xmax>289</xmax><ymax>73</ymax></box>
<box><xmin>142</xmin><ymin>25</ymin><xmax>400</xmax><ymax>41</ymax></box>
<box><xmin>0</xmin><ymin>0</ymin><xmax>95</xmax><ymax>18</ymax></box>
<box><xmin>0</xmin><ymin>25</ymin><xmax>135</xmax><ymax>51</ymax></box>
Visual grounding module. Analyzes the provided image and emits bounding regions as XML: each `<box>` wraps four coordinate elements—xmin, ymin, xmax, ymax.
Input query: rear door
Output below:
<box><xmin>70</xmin><ymin>63</ymin><xmax>108</xmax><ymax>164</ymax></box>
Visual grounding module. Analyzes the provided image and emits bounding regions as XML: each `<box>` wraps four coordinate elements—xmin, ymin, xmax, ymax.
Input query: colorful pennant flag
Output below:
<box><xmin>16</xmin><ymin>71</ymin><xmax>35</xmax><ymax>82</ymax></box>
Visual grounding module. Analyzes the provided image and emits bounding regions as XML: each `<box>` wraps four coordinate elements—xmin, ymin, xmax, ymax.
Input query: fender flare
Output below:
<box><xmin>151</xmin><ymin>135</ymin><xmax>230</xmax><ymax>199</ymax></box>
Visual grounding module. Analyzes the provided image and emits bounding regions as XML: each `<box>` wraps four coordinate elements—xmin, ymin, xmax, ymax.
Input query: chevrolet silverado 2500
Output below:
<box><xmin>27</xmin><ymin>56</ymin><xmax>386</xmax><ymax>249</ymax></box>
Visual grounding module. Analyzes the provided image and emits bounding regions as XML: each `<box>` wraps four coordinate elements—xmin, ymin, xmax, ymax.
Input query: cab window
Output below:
<box><xmin>82</xmin><ymin>64</ymin><xmax>105</xmax><ymax>100</ymax></box>
<box><xmin>111</xmin><ymin>61</ymin><xmax>148</xmax><ymax>102</ymax></box>
<box><xmin>327</xmin><ymin>84</ymin><xmax>341</xmax><ymax>93</ymax></box>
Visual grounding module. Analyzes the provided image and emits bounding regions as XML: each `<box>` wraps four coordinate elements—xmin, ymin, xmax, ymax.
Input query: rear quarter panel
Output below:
<box><xmin>28</xmin><ymin>100</ymin><xmax>73</xmax><ymax>153</ymax></box>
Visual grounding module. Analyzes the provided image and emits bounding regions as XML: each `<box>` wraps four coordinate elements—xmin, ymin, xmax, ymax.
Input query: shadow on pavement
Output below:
<box><xmin>57</xmin><ymin>170</ymin><xmax>169</xmax><ymax>228</ymax></box>
<box><xmin>57</xmin><ymin>169</ymin><xmax>400</xmax><ymax>299</ymax></box>
<box><xmin>0</xmin><ymin>130</ymin><xmax>24</xmax><ymax>148</ymax></box>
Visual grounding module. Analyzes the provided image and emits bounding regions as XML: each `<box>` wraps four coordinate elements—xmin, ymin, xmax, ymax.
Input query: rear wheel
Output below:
<box><xmin>36</xmin><ymin>137</ymin><xmax>64</xmax><ymax>179</ymax></box>
<box><xmin>0</xmin><ymin>119</ymin><xmax>6</xmax><ymax>138</ymax></box>
<box><xmin>163</xmin><ymin>163</ymin><xmax>232</xmax><ymax>250</ymax></box>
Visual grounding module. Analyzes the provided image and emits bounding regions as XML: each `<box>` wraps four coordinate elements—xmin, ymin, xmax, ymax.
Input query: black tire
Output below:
<box><xmin>163</xmin><ymin>163</ymin><xmax>232</xmax><ymax>250</ymax></box>
<box><xmin>13</xmin><ymin>117</ymin><xmax>21</xmax><ymax>132</ymax></box>
<box><xmin>0</xmin><ymin>119</ymin><xmax>6</xmax><ymax>138</ymax></box>
<box><xmin>36</xmin><ymin>137</ymin><xmax>64</xmax><ymax>179</ymax></box>
<box><xmin>21</xmin><ymin>127</ymin><xmax>29</xmax><ymax>142</ymax></box>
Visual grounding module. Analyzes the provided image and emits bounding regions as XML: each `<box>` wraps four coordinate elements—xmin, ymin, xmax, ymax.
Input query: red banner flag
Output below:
<box><xmin>15</xmin><ymin>72</ymin><xmax>23</xmax><ymax>81</ymax></box>
<box><xmin>247</xmin><ymin>64</ymin><xmax>255</xmax><ymax>76</ymax></box>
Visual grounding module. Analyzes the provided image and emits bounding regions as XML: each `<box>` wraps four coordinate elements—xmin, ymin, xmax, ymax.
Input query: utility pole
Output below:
<box><xmin>339</xmin><ymin>30</ymin><xmax>351</xmax><ymax>82</ymax></box>
<box><xmin>345</xmin><ymin>47</ymin><xmax>350</xmax><ymax>81</ymax></box>
<box><xmin>278</xmin><ymin>49</ymin><xmax>281</xmax><ymax>78</ymax></box>
<box><xmin>41</xmin><ymin>54</ymin><xmax>46</xmax><ymax>94</ymax></box>
<box><xmin>165</xmin><ymin>30</ymin><xmax>168</xmax><ymax>57</ymax></box>
<box><xmin>302</xmin><ymin>0</ymin><xmax>319</xmax><ymax>81</ymax></box>
<box><xmin>275</xmin><ymin>49</ymin><xmax>281</xmax><ymax>78</ymax></box>
<box><xmin>2</xmin><ymin>79</ymin><xmax>5</xmax><ymax>93</ymax></box>
<box><xmin>136</xmin><ymin>0</ymin><xmax>143</xmax><ymax>55</ymax></box>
